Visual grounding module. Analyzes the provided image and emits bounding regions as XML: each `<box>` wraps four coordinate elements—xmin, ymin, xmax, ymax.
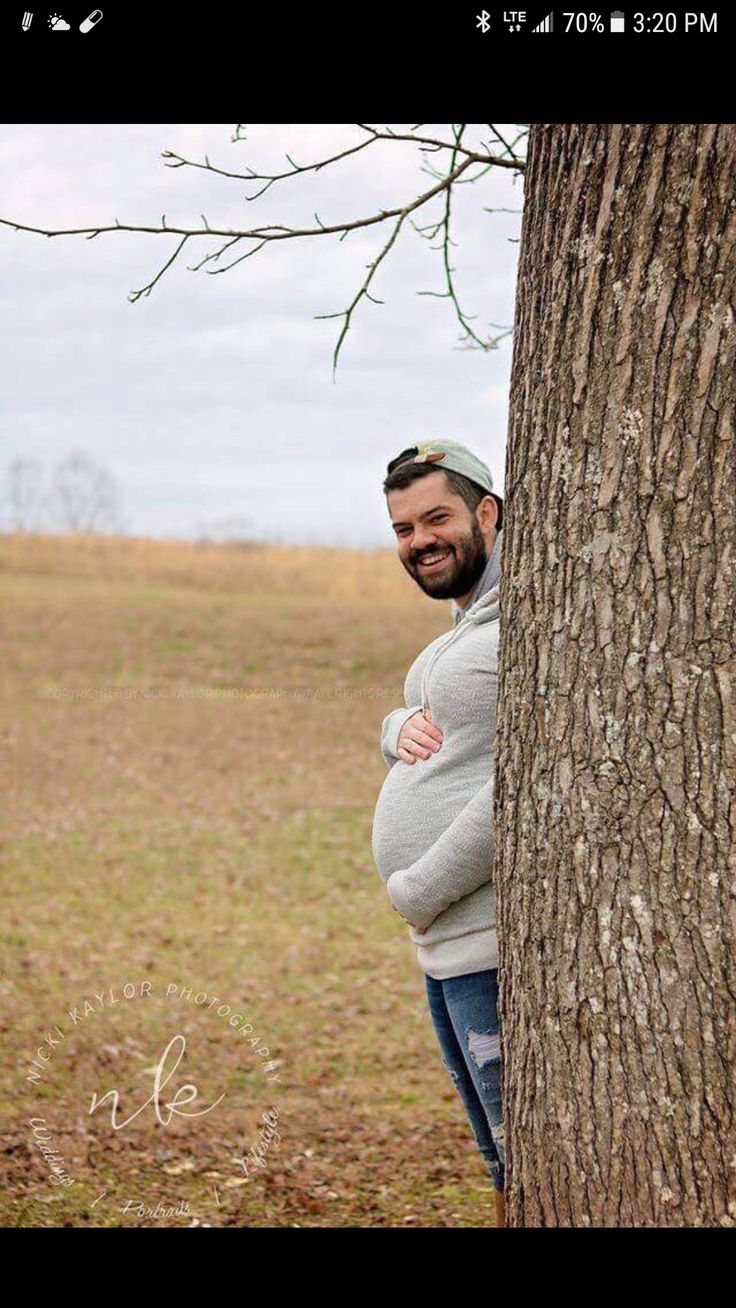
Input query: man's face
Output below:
<box><xmin>387</xmin><ymin>470</ymin><xmax>495</xmax><ymax>600</ymax></box>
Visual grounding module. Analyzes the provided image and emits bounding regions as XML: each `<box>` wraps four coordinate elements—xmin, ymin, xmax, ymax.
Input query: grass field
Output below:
<box><xmin>0</xmin><ymin>532</ymin><xmax>499</xmax><ymax>1228</ymax></box>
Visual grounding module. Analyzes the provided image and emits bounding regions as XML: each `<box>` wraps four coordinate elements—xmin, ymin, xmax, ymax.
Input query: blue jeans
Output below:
<box><xmin>425</xmin><ymin>967</ymin><xmax>505</xmax><ymax>1192</ymax></box>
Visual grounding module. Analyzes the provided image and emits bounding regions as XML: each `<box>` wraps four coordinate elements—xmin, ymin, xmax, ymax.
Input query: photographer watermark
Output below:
<box><xmin>28</xmin><ymin>1118</ymin><xmax>75</xmax><ymax>1188</ymax></box>
<box><xmin>41</xmin><ymin>682</ymin><xmax>400</xmax><ymax>702</ymax></box>
<box><xmin>23</xmin><ymin>976</ymin><xmax>287</xmax><ymax>1221</ymax></box>
<box><xmin>239</xmin><ymin>1105</ymin><xmax>281</xmax><ymax>1178</ymax></box>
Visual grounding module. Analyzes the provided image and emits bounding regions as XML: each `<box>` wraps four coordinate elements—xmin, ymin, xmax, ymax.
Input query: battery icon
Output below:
<box><xmin>610</xmin><ymin>10</ymin><xmax>625</xmax><ymax>30</ymax></box>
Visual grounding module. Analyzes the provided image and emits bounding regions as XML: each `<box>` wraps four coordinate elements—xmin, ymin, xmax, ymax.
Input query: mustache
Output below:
<box><xmin>412</xmin><ymin>546</ymin><xmax>454</xmax><ymax>563</ymax></box>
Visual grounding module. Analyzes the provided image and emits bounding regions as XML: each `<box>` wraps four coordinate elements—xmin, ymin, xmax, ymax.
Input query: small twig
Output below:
<box><xmin>315</xmin><ymin>207</ymin><xmax>410</xmax><ymax>379</ymax></box>
<box><xmin>128</xmin><ymin>234</ymin><xmax>190</xmax><ymax>302</ymax></box>
<box><xmin>414</xmin><ymin>124</ymin><xmax>508</xmax><ymax>352</ymax></box>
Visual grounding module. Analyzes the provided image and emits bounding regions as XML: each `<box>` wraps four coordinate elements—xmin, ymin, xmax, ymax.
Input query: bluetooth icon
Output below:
<box><xmin>476</xmin><ymin>10</ymin><xmax>491</xmax><ymax>31</ymax></box>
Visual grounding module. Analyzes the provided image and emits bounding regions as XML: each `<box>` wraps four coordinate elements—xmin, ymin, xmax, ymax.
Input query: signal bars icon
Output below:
<box><xmin>533</xmin><ymin>12</ymin><xmax>553</xmax><ymax>30</ymax></box>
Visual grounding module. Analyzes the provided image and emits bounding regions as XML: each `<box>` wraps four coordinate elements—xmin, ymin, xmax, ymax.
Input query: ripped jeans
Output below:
<box><xmin>425</xmin><ymin>967</ymin><xmax>505</xmax><ymax>1192</ymax></box>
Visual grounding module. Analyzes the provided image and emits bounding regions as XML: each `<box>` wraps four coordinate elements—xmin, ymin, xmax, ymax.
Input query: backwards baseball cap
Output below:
<box><xmin>386</xmin><ymin>439</ymin><xmax>503</xmax><ymax>522</ymax></box>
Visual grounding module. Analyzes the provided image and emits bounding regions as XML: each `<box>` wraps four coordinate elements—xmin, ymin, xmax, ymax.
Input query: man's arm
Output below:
<box><xmin>386</xmin><ymin>771</ymin><xmax>495</xmax><ymax>930</ymax></box>
<box><xmin>379</xmin><ymin>705</ymin><xmax>425</xmax><ymax>767</ymax></box>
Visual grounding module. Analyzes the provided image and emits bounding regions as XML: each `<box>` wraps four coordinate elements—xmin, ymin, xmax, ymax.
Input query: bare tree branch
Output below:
<box><xmin>129</xmin><ymin>233</ymin><xmax>191</xmax><ymax>302</ymax></box>
<box><xmin>315</xmin><ymin>206</ymin><xmax>408</xmax><ymax>378</ymax></box>
<box><xmin>356</xmin><ymin>124</ymin><xmax>524</xmax><ymax>165</ymax></box>
<box><xmin>412</xmin><ymin>125</ymin><xmax>514</xmax><ymax>351</ymax></box>
<box><xmin>161</xmin><ymin>133</ymin><xmax>383</xmax><ymax>201</ymax></box>
<box><xmin>0</xmin><ymin>124</ymin><xmax>526</xmax><ymax>370</ymax></box>
<box><xmin>161</xmin><ymin>124</ymin><xmax>520</xmax><ymax>199</ymax></box>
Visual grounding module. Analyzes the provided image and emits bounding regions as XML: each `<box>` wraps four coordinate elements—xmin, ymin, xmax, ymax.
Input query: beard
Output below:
<box><xmin>403</xmin><ymin>517</ymin><xmax>490</xmax><ymax>600</ymax></box>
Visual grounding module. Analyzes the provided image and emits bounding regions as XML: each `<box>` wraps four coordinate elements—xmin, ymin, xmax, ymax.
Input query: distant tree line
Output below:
<box><xmin>1</xmin><ymin>450</ymin><xmax>124</xmax><ymax>534</ymax></box>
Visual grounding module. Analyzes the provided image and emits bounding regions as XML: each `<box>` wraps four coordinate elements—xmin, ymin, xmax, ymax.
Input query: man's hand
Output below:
<box><xmin>396</xmin><ymin>708</ymin><xmax>443</xmax><ymax>764</ymax></box>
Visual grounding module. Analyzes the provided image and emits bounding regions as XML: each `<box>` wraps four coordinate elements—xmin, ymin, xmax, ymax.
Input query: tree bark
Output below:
<box><xmin>495</xmin><ymin>124</ymin><xmax>736</xmax><ymax>1227</ymax></box>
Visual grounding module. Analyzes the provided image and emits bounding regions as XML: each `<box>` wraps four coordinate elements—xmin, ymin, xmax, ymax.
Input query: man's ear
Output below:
<box><xmin>477</xmin><ymin>494</ymin><xmax>498</xmax><ymax>533</ymax></box>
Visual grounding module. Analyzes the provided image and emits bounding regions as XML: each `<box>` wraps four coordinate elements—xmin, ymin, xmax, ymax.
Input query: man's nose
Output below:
<box><xmin>412</xmin><ymin>528</ymin><xmax>440</xmax><ymax>552</ymax></box>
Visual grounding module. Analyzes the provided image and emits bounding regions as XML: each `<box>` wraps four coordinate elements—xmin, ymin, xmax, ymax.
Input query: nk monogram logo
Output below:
<box><xmin>88</xmin><ymin>1034</ymin><xmax>227</xmax><ymax>1130</ymax></box>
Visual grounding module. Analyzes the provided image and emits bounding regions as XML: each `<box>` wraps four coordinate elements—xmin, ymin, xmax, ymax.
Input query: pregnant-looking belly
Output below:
<box><xmin>371</xmin><ymin>752</ymin><xmax>490</xmax><ymax>883</ymax></box>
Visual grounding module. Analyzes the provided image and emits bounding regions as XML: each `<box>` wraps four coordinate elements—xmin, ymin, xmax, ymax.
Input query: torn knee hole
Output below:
<box><xmin>466</xmin><ymin>1027</ymin><xmax>501</xmax><ymax>1069</ymax></box>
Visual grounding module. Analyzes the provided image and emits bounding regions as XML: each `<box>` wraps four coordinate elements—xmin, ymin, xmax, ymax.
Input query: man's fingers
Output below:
<box><xmin>405</xmin><ymin>709</ymin><xmax>443</xmax><ymax>742</ymax></box>
<box><xmin>408</xmin><ymin>727</ymin><xmax>442</xmax><ymax>751</ymax></box>
<box><xmin>401</xmin><ymin>726</ymin><xmax>442</xmax><ymax>757</ymax></box>
<box><xmin>416</xmin><ymin>714</ymin><xmax>443</xmax><ymax>743</ymax></box>
<box><xmin>404</xmin><ymin>738</ymin><xmax>432</xmax><ymax>760</ymax></box>
<box><xmin>397</xmin><ymin>718</ymin><xmax>443</xmax><ymax>759</ymax></box>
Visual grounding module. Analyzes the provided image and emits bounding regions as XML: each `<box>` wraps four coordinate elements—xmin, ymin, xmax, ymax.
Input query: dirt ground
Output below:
<box><xmin>0</xmin><ymin>532</ymin><xmax>499</xmax><ymax>1227</ymax></box>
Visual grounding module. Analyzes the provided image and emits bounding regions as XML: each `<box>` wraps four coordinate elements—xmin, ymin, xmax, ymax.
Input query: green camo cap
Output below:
<box><xmin>386</xmin><ymin>439</ymin><xmax>503</xmax><ymax>517</ymax></box>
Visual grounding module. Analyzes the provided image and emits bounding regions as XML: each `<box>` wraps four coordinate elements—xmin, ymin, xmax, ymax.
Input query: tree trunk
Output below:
<box><xmin>495</xmin><ymin>124</ymin><xmax>736</xmax><ymax>1227</ymax></box>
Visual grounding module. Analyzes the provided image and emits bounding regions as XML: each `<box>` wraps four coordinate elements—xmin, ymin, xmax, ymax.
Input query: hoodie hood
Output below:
<box><xmin>462</xmin><ymin>581</ymin><xmax>500</xmax><ymax>625</ymax></box>
<box><xmin>418</xmin><ymin>536</ymin><xmax>501</xmax><ymax>708</ymax></box>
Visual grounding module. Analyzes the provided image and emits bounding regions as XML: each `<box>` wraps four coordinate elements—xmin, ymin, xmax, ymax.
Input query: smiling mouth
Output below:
<box><xmin>416</xmin><ymin>549</ymin><xmax>452</xmax><ymax>570</ymax></box>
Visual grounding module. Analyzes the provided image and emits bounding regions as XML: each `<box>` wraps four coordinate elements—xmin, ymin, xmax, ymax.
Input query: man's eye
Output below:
<box><xmin>395</xmin><ymin>516</ymin><xmax>447</xmax><ymax>536</ymax></box>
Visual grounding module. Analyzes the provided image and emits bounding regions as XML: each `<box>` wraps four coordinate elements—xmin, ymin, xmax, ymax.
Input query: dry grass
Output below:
<box><xmin>0</xmin><ymin>531</ymin><xmax>412</xmax><ymax>601</ymax></box>
<box><xmin>0</xmin><ymin>532</ymin><xmax>499</xmax><ymax>1228</ymax></box>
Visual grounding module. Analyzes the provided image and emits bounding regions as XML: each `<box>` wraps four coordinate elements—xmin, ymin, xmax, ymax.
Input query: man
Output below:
<box><xmin>371</xmin><ymin>438</ymin><xmax>506</xmax><ymax>1228</ymax></box>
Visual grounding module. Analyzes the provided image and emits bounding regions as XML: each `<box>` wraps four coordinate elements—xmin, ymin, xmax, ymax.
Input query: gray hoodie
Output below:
<box><xmin>371</xmin><ymin>532</ymin><xmax>502</xmax><ymax>980</ymax></box>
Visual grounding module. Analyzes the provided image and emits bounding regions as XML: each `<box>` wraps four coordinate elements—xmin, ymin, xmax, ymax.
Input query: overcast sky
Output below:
<box><xmin>0</xmin><ymin>124</ymin><xmax>523</xmax><ymax>547</ymax></box>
